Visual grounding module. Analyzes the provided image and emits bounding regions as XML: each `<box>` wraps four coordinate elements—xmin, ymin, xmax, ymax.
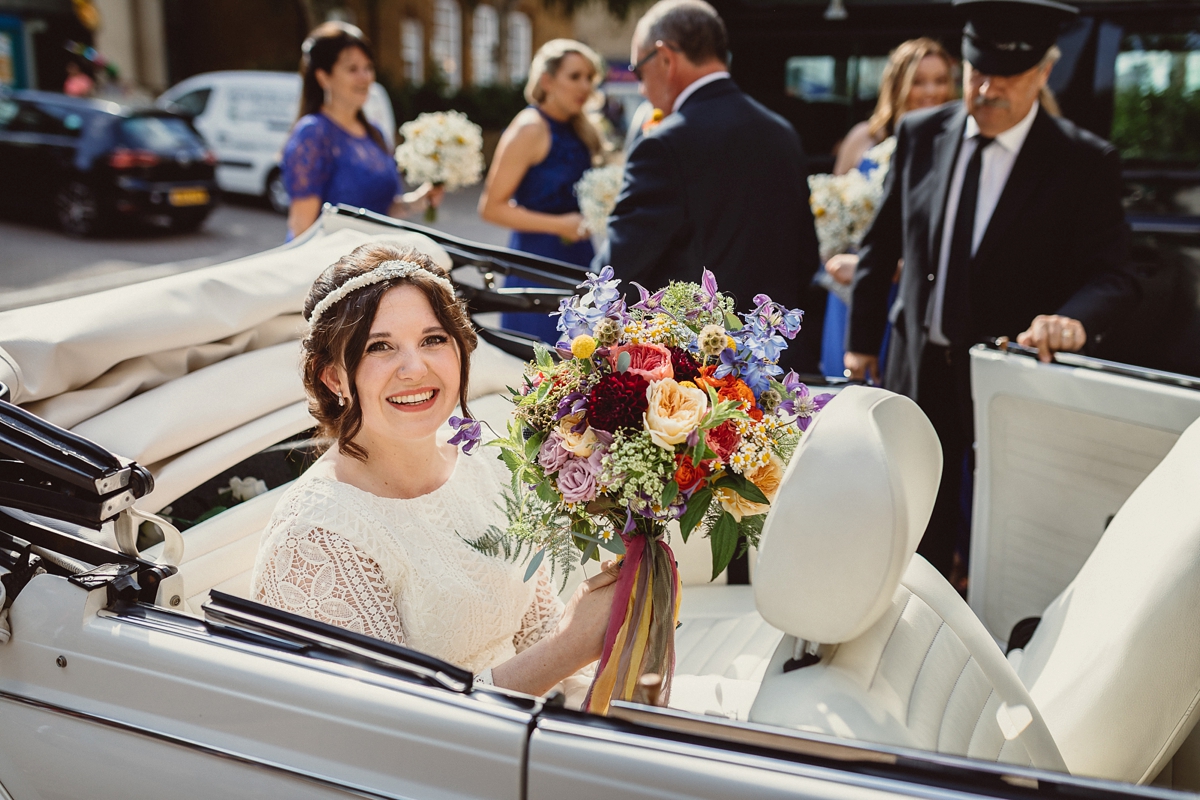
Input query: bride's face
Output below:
<box><xmin>351</xmin><ymin>284</ymin><xmax>462</xmax><ymax>446</ymax></box>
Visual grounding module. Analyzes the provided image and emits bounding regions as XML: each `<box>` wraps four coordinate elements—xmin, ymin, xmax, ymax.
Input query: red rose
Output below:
<box><xmin>705</xmin><ymin>420</ymin><xmax>742</xmax><ymax>463</ymax></box>
<box><xmin>674</xmin><ymin>454</ymin><xmax>710</xmax><ymax>493</ymax></box>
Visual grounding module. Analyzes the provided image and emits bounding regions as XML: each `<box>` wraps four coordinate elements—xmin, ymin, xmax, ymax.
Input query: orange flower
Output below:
<box><xmin>696</xmin><ymin>366</ymin><xmax>762</xmax><ymax>421</ymax></box>
<box><xmin>674</xmin><ymin>454</ymin><xmax>711</xmax><ymax>493</ymax></box>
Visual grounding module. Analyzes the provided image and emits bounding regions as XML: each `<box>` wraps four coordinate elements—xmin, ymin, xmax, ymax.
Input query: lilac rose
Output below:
<box><xmin>558</xmin><ymin>453</ymin><xmax>602</xmax><ymax>504</ymax></box>
<box><xmin>538</xmin><ymin>431</ymin><xmax>572</xmax><ymax>473</ymax></box>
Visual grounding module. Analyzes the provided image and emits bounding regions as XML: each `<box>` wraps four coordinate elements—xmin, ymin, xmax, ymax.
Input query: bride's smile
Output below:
<box><xmin>354</xmin><ymin>284</ymin><xmax>461</xmax><ymax>440</ymax></box>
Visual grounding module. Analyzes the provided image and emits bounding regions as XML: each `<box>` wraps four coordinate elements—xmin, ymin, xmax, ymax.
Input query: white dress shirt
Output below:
<box><xmin>671</xmin><ymin>71</ymin><xmax>731</xmax><ymax>113</ymax></box>
<box><xmin>926</xmin><ymin>101</ymin><xmax>1040</xmax><ymax>346</ymax></box>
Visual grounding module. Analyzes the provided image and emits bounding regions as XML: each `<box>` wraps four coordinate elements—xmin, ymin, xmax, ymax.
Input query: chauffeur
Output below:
<box><xmin>844</xmin><ymin>0</ymin><xmax>1139</xmax><ymax>580</ymax></box>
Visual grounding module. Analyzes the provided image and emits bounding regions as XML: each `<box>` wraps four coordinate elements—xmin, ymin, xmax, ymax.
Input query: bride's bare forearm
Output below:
<box><xmin>489</xmin><ymin>632</ymin><xmax>589</xmax><ymax>696</ymax></box>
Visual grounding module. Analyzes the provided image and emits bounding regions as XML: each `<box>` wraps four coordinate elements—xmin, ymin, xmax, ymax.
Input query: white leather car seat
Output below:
<box><xmin>748</xmin><ymin>386</ymin><xmax>1066</xmax><ymax>771</ymax></box>
<box><xmin>1013</xmin><ymin>415</ymin><xmax>1200</xmax><ymax>784</ymax></box>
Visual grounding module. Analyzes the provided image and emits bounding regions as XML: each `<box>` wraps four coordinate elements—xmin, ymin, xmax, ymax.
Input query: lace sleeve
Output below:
<box><xmin>254</xmin><ymin>525</ymin><xmax>405</xmax><ymax>646</ymax></box>
<box><xmin>513</xmin><ymin>561</ymin><xmax>565</xmax><ymax>653</ymax></box>
<box><xmin>282</xmin><ymin>117</ymin><xmax>333</xmax><ymax>201</ymax></box>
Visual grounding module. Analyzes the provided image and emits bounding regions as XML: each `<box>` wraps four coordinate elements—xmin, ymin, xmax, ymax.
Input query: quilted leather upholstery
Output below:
<box><xmin>750</xmin><ymin>556</ymin><xmax>1067</xmax><ymax>771</ymax></box>
<box><xmin>1017</xmin><ymin>416</ymin><xmax>1200</xmax><ymax>783</ymax></box>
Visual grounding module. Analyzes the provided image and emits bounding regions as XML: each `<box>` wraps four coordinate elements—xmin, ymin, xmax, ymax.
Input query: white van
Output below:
<box><xmin>156</xmin><ymin>71</ymin><xmax>396</xmax><ymax>213</ymax></box>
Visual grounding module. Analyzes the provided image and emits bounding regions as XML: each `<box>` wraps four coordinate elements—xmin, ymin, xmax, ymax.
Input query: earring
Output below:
<box><xmin>336</xmin><ymin>391</ymin><xmax>345</xmax><ymax>407</ymax></box>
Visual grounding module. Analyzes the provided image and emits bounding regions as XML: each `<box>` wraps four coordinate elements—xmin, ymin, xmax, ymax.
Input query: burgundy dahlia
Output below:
<box><xmin>587</xmin><ymin>372</ymin><xmax>650</xmax><ymax>433</ymax></box>
<box><xmin>669</xmin><ymin>347</ymin><xmax>700</xmax><ymax>384</ymax></box>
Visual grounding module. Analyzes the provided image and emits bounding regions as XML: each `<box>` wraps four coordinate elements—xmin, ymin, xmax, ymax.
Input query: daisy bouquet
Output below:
<box><xmin>394</xmin><ymin>111</ymin><xmax>484</xmax><ymax>221</ymax></box>
<box><xmin>477</xmin><ymin>266</ymin><xmax>830</xmax><ymax>714</ymax></box>
<box><xmin>573</xmin><ymin>163</ymin><xmax>624</xmax><ymax>238</ymax></box>
<box><xmin>807</xmin><ymin>137</ymin><xmax>894</xmax><ymax>261</ymax></box>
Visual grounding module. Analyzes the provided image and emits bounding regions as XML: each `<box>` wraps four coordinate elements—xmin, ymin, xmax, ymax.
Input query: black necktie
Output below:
<box><xmin>941</xmin><ymin>135</ymin><xmax>994</xmax><ymax>344</ymax></box>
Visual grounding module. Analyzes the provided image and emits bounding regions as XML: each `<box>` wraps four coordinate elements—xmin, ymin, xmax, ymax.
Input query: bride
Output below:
<box><xmin>251</xmin><ymin>242</ymin><xmax>617</xmax><ymax>694</ymax></box>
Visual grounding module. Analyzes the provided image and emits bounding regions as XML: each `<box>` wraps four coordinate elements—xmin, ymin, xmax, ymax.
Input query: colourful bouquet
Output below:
<box><xmin>807</xmin><ymin>137</ymin><xmax>895</xmax><ymax>261</ymax></box>
<box><xmin>394</xmin><ymin>111</ymin><xmax>484</xmax><ymax>221</ymax></box>
<box><xmin>477</xmin><ymin>267</ymin><xmax>830</xmax><ymax>714</ymax></box>
<box><xmin>573</xmin><ymin>163</ymin><xmax>625</xmax><ymax>239</ymax></box>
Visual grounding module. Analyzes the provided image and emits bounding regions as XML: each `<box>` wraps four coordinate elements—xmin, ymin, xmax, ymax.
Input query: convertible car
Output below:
<box><xmin>0</xmin><ymin>206</ymin><xmax>1197</xmax><ymax>800</ymax></box>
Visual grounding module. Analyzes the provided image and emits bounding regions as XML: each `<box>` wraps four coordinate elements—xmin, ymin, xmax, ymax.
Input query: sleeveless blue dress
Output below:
<box><xmin>503</xmin><ymin>107</ymin><xmax>595</xmax><ymax>342</ymax></box>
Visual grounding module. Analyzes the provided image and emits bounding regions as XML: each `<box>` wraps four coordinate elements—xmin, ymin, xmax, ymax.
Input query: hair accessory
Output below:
<box><xmin>308</xmin><ymin>259</ymin><xmax>455</xmax><ymax>329</ymax></box>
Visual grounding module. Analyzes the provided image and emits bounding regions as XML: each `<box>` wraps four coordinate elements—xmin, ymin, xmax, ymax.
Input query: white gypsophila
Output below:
<box><xmin>808</xmin><ymin>169</ymin><xmax>884</xmax><ymax>261</ymax></box>
<box><xmin>394</xmin><ymin>111</ymin><xmax>485</xmax><ymax>191</ymax></box>
<box><xmin>573</xmin><ymin>163</ymin><xmax>625</xmax><ymax>237</ymax></box>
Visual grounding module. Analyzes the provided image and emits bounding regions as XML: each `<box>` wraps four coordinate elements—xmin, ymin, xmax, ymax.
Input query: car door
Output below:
<box><xmin>528</xmin><ymin>701</ymin><xmax>1168</xmax><ymax>800</ymax></box>
<box><xmin>969</xmin><ymin>345</ymin><xmax>1200</xmax><ymax>641</ymax></box>
<box><xmin>0</xmin><ymin>574</ymin><xmax>533</xmax><ymax>800</ymax></box>
<box><xmin>0</xmin><ymin>99</ymin><xmax>67</xmax><ymax>210</ymax></box>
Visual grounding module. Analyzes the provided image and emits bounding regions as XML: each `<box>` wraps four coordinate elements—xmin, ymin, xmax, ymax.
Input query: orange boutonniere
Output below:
<box><xmin>641</xmin><ymin>108</ymin><xmax>665</xmax><ymax>133</ymax></box>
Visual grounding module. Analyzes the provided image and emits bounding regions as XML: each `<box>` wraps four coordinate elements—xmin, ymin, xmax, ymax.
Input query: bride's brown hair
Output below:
<box><xmin>301</xmin><ymin>242</ymin><xmax>477</xmax><ymax>461</ymax></box>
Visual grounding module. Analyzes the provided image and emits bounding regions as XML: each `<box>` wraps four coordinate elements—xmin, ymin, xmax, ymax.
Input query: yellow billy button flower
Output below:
<box><xmin>571</xmin><ymin>334</ymin><xmax>597</xmax><ymax>359</ymax></box>
<box><xmin>679</xmin><ymin>380</ymin><xmax>698</xmax><ymax>389</ymax></box>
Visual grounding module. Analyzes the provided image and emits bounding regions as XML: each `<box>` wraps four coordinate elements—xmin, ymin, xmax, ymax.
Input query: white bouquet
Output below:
<box><xmin>394</xmin><ymin>111</ymin><xmax>485</xmax><ymax>221</ymax></box>
<box><xmin>808</xmin><ymin>136</ymin><xmax>895</xmax><ymax>261</ymax></box>
<box><xmin>573</xmin><ymin>163</ymin><xmax>624</xmax><ymax>239</ymax></box>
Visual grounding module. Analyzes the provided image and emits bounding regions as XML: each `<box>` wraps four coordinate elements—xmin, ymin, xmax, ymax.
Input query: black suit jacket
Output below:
<box><xmin>594</xmin><ymin>79</ymin><xmax>823</xmax><ymax>370</ymax></box>
<box><xmin>849</xmin><ymin>103</ymin><xmax>1139</xmax><ymax>397</ymax></box>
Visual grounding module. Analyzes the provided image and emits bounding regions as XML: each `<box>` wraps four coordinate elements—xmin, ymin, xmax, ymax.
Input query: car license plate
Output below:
<box><xmin>169</xmin><ymin>187</ymin><xmax>209</xmax><ymax>207</ymax></box>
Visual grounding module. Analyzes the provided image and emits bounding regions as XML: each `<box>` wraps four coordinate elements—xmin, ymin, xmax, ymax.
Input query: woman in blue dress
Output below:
<box><xmin>282</xmin><ymin>22</ymin><xmax>440</xmax><ymax>241</ymax></box>
<box><xmin>479</xmin><ymin>39</ymin><xmax>605</xmax><ymax>342</ymax></box>
<box><xmin>820</xmin><ymin>38</ymin><xmax>953</xmax><ymax>381</ymax></box>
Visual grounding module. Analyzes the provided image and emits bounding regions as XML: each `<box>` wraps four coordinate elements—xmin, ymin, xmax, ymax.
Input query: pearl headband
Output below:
<box><xmin>307</xmin><ymin>259</ymin><xmax>456</xmax><ymax>329</ymax></box>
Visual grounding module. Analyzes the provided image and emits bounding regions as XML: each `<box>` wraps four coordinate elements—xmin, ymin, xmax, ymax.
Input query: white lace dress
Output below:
<box><xmin>250</xmin><ymin>450</ymin><xmax>564</xmax><ymax>678</ymax></box>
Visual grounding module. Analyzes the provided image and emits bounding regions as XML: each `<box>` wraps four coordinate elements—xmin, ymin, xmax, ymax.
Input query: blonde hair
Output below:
<box><xmin>524</xmin><ymin>38</ymin><xmax>605</xmax><ymax>158</ymax></box>
<box><xmin>867</xmin><ymin>38</ymin><xmax>953</xmax><ymax>140</ymax></box>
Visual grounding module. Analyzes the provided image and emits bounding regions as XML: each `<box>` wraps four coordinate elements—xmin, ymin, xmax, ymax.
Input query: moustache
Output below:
<box><xmin>972</xmin><ymin>96</ymin><xmax>1011</xmax><ymax>109</ymax></box>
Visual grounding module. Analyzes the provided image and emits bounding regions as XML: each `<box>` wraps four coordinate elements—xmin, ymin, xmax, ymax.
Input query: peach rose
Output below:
<box><xmin>609</xmin><ymin>343</ymin><xmax>674</xmax><ymax>382</ymax></box>
<box><xmin>715</xmin><ymin>454</ymin><xmax>783</xmax><ymax>521</ymax></box>
<box><xmin>557</xmin><ymin>413</ymin><xmax>601</xmax><ymax>457</ymax></box>
<box><xmin>643</xmin><ymin>378</ymin><xmax>709</xmax><ymax>450</ymax></box>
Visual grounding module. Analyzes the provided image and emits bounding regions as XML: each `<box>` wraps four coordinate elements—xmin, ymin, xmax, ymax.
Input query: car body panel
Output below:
<box><xmin>0</xmin><ymin>575</ymin><xmax>530</xmax><ymax>800</ymax></box>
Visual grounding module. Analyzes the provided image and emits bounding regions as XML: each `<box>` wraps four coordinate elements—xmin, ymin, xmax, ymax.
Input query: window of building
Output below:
<box><xmin>432</xmin><ymin>0</ymin><xmax>462</xmax><ymax>90</ymax></box>
<box><xmin>1112</xmin><ymin>20</ymin><xmax>1200</xmax><ymax>162</ymax></box>
<box><xmin>402</xmin><ymin>19</ymin><xmax>425</xmax><ymax>84</ymax></box>
<box><xmin>472</xmin><ymin>5</ymin><xmax>499</xmax><ymax>86</ymax></box>
<box><xmin>507</xmin><ymin>11</ymin><xmax>532</xmax><ymax>84</ymax></box>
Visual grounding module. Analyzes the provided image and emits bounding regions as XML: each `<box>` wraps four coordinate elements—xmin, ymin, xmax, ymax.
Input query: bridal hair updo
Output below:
<box><xmin>301</xmin><ymin>242</ymin><xmax>477</xmax><ymax>460</ymax></box>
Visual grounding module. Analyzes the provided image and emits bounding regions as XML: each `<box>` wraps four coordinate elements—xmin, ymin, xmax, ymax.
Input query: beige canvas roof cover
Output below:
<box><xmin>0</xmin><ymin>228</ymin><xmax>452</xmax><ymax>428</ymax></box>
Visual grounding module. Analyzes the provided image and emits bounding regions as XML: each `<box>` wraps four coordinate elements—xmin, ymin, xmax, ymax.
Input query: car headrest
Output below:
<box><xmin>754</xmin><ymin>386</ymin><xmax>942</xmax><ymax>644</ymax></box>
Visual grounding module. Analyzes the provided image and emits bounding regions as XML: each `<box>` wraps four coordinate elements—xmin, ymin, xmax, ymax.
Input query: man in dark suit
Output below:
<box><xmin>846</xmin><ymin>0</ymin><xmax>1139</xmax><ymax>578</ymax></box>
<box><xmin>594</xmin><ymin>0</ymin><xmax>823</xmax><ymax>372</ymax></box>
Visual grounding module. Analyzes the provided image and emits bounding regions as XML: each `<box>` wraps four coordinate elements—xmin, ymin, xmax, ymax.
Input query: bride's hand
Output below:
<box><xmin>556</xmin><ymin>560</ymin><xmax>621</xmax><ymax>665</ymax></box>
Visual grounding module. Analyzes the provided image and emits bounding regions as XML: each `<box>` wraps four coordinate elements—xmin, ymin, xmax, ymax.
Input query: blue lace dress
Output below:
<box><xmin>502</xmin><ymin>108</ymin><xmax>595</xmax><ymax>342</ymax></box>
<box><xmin>282</xmin><ymin>114</ymin><xmax>401</xmax><ymax>237</ymax></box>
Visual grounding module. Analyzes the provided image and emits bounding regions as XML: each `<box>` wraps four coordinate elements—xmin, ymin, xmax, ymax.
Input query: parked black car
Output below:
<box><xmin>714</xmin><ymin>0</ymin><xmax>1200</xmax><ymax>378</ymax></box>
<box><xmin>0</xmin><ymin>90</ymin><xmax>217</xmax><ymax>236</ymax></box>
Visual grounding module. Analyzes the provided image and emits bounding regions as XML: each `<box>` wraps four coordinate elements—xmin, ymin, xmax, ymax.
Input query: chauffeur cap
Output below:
<box><xmin>953</xmin><ymin>0</ymin><xmax>1078</xmax><ymax>77</ymax></box>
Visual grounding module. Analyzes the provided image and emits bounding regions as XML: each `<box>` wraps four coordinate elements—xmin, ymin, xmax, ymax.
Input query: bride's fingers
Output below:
<box><xmin>585</xmin><ymin>561</ymin><xmax>621</xmax><ymax>589</ymax></box>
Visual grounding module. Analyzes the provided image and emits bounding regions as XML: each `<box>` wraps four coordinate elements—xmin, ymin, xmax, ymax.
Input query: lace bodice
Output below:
<box><xmin>251</xmin><ymin>450</ymin><xmax>563</xmax><ymax>674</ymax></box>
<box><xmin>281</xmin><ymin>113</ymin><xmax>402</xmax><ymax>216</ymax></box>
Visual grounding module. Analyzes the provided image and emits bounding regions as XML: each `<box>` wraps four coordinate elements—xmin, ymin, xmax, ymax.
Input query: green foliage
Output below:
<box><xmin>1112</xmin><ymin>85</ymin><xmax>1200</xmax><ymax>162</ymax></box>
<box><xmin>385</xmin><ymin>70</ymin><xmax>529</xmax><ymax>131</ymax></box>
